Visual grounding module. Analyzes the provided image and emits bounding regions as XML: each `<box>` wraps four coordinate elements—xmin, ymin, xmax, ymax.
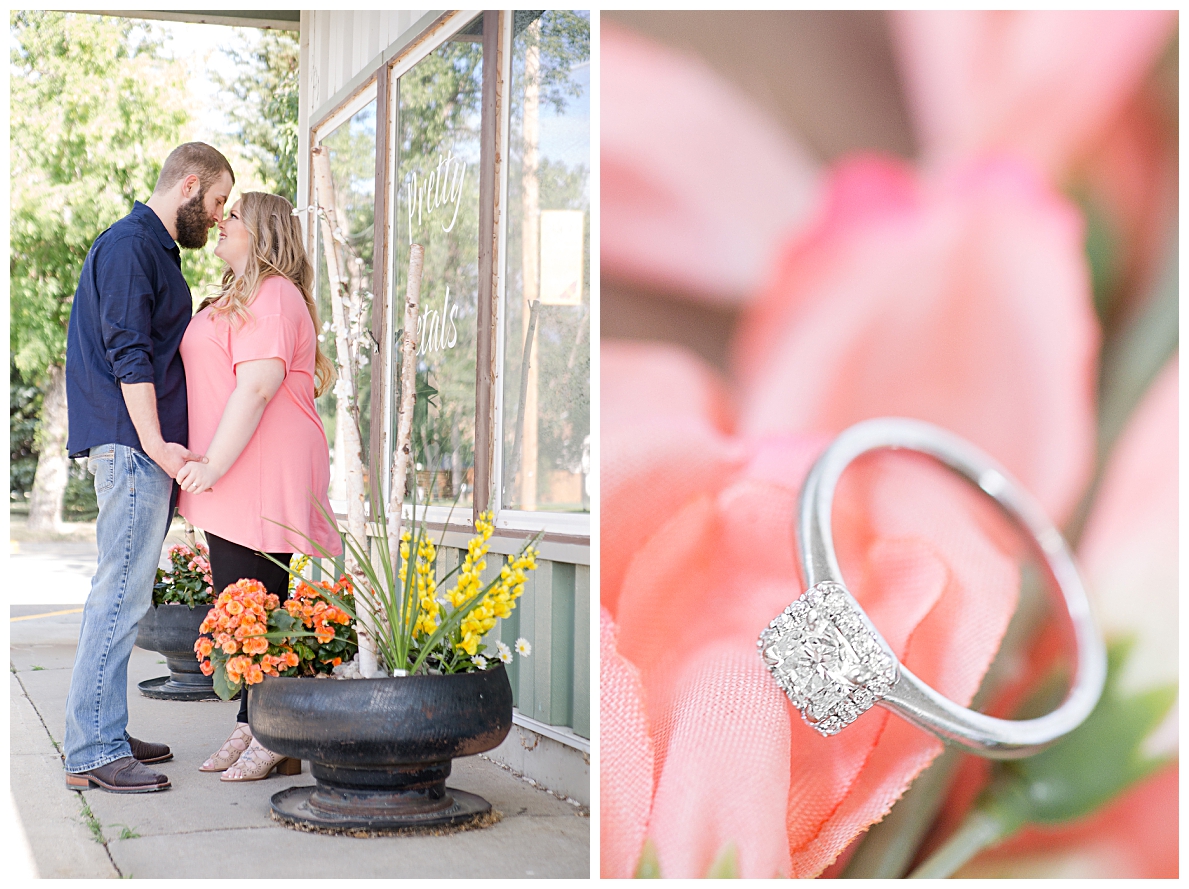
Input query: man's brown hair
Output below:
<box><xmin>154</xmin><ymin>142</ymin><xmax>235</xmax><ymax>194</ymax></box>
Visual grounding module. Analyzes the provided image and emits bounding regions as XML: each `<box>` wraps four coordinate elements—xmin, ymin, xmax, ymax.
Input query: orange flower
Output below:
<box><xmin>194</xmin><ymin>637</ymin><xmax>214</xmax><ymax>658</ymax></box>
<box><xmin>314</xmin><ymin>625</ymin><xmax>335</xmax><ymax>644</ymax></box>
<box><xmin>245</xmin><ymin>664</ymin><xmax>265</xmax><ymax>685</ymax></box>
<box><xmin>242</xmin><ymin>635</ymin><xmax>269</xmax><ymax>656</ymax></box>
<box><xmin>199</xmin><ymin>659</ymin><xmax>214</xmax><ymax>676</ymax></box>
<box><xmin>226</xmin><ymin>600</ymin><xmax>244</xmax><ymax>616</ymax></box>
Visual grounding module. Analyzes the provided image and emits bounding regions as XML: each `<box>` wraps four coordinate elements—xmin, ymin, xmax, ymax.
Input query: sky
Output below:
<box><xmin>154</xmin><ymin>19</ymin><xmax>252</xmax><ymax>142</ymax></box>
<box><xmin>148</xmin><ymin>18</ymin><xmax>283</xmax><ymax>197</ymax></box>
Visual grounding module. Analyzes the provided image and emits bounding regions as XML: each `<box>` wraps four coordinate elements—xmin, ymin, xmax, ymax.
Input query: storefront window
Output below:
<box><xmin>312</xmin><ymin>98</ymin><xmax>377</xmax><ymax>501</ymax></box>
<box><xmin>500</xmin><ymin>11</ymin><xmax>590</xmax><ymax>513</ymax></box>
<box><xmin>390</xmin><ymin>19</ymin><xmax>485</xmax><ymax>509</ymax></box>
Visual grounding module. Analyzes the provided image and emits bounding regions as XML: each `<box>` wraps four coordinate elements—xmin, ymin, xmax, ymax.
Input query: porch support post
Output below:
<box><xmin>474</xmin><ymin>9</ymin><xmax>501</xmax><ymax>523</ymax></box>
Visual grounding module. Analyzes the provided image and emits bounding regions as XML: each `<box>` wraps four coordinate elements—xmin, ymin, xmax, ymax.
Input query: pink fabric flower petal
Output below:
<box><xmin>600</xmin><ymin>608</ymin><xmax>656</xmax><ymax>878</ymax></box>
<box><xmin>733</xmin><ymin>155</ymin><xmax>1098</xmax><ymax>524</ymax></box>
<box><xmin>1079</xmin><ymin>357</ymin><xmax>1178</xmax><ymax>697</ymax></box>
<box><xmin>601</xmin><ymin>341</ymin><xmax>744</xmax><ymax>618</ymax></box>
<box><xmin>605</xmin><ymin>413</ymin><xmax>1019</xmax><ymax>876</ymax></box>
<box><xmin>891</xmin><ymin>10</ymin><xmax>1177</xmax><ymax>179</ymax></box>
<box><xmin>647</xmin><ymin>643</ymin><xmax>794</xmax><ymax>878</ymax></box>
<box><xmin>602</xmin><ymin>21</ymin><xmax>820</xmax><ymax>304</ymax></box>
<box><xmin>602</xmin><ymin>339</ymin><xmax>735</xmax><ymax>435</ymax></box>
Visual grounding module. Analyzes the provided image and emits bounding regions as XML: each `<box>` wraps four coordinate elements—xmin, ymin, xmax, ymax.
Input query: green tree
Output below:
<box><xmin>214</xmin><ymin>30</ymin><xmax>300</xmax><ymax>202</ymax></box>
<box><xmin>10</xmin><ymin>11</ymin><xmax>197</xmax><ymax>529</ymax></box>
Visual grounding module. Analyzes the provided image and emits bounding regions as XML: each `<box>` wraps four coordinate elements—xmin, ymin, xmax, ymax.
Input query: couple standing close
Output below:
<box><xmin>62</xmin><ymin>142</ymin><xmax>343</xmax><ymax>793</ymax></box>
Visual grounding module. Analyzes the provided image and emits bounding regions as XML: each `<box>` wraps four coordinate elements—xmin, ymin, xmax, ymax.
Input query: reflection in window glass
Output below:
<box><xmin>313</xmin><ymin>100</ymin><xmax>376</xmax><ymax>500</ymax></box>
<box><xmin>502</xmin><ymin>11</ymin><xmax>590</xmax><ymax>513</ymax></box>
<box><xmin>391</xmin><ymin>21</ymin><xmax>484</xmax><ymax>508</ymax></box>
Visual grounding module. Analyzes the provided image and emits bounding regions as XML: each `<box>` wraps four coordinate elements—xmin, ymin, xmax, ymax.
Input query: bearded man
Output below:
<box><xmin>62</xmin><ymin>142</ymin><xmax>234</xmax><ymax>793</ymax></box>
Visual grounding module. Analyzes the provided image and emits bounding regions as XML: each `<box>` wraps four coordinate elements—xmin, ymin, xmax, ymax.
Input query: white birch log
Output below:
<box><xmin>388</xmin><ymin>244</ymin><xmax>424</xmax><ymax>561</ymax></box>
<box><xmin>312</xmin><ymin>146</ymin><xmax>381</xmax><ymax>677</ymax></box>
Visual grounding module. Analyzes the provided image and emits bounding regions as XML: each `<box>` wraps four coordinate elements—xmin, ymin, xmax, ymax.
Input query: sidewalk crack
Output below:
<box><xmin>13</xmin><ymin>668</ymin><xmax>124</xmax><ymax>878</ymax></box>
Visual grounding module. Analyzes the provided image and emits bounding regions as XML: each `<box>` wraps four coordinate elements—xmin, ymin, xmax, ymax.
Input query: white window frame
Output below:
<box><xmin>381</xmin><ymin>10</ymin><xmax>485</xmax><ymax>528</ymax></box>
<box><xmin>311</xmin><ymin>79</ymin><xmax>379</xmax><ymax>518</ymax></box>
<box><xmin>490</xmin><ymin>11</ymin><xmax>590</xmax><ymax>539</ymax></box>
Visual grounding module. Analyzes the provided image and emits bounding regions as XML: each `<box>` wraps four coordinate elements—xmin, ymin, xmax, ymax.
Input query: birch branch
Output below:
<box><xmin>388</xmin><ymin>244</ymin><xmax>424</xmax><ymax>560</ymax></box>
<box><xmin>312</xmin><ymin>145</ymin><xmax>380</xmax><ymax>676</ymax></box>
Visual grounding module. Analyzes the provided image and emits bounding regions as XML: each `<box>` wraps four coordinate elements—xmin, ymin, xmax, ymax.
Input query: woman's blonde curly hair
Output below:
<box><xmin>199</xmin><ymin>191</ymin><xmax>334</xmax><ymax>397</ymax></box>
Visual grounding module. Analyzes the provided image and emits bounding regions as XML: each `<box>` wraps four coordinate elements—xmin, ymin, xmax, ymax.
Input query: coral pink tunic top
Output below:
<box><xmin>178</xmin><ymin>276</ymin><xmax>342</xmax><ymax>556</ymax></box>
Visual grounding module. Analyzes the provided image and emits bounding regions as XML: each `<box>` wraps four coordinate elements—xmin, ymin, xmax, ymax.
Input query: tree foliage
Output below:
<box><xmin>213</xmin><ymin>30</ymin><xmax>301</xmax><ymax>203</ymax></box>
<box><xmin>10</xmin><ymin>11</ymin><xmax>193</xmax><ymax>381</ymax></box>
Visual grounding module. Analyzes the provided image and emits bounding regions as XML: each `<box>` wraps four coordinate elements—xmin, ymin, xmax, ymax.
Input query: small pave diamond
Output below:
<box><xmin>759</xmin><ymin>582</ymin><xmax>898</xmax><ymax>737</ymax></box>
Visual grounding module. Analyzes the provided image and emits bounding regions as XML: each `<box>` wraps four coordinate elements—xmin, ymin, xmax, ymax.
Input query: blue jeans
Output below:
<box><xmin>63</xmin><ymin>444</ymin><xmax>173</xmax><ymax>772</ymax></box>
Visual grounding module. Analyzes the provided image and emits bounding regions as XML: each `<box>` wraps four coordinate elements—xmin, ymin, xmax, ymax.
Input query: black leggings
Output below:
<box><xmin>206</xmin><ymin>532</ymin><xmax>292</xmax><ymax>724</ymax></box>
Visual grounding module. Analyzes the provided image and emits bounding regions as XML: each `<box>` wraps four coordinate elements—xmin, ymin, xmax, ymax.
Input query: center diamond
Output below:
<box><xmin>758</xmin><ymin>582</ymin><xmax>898</xmax><ymax>736</ymax></box>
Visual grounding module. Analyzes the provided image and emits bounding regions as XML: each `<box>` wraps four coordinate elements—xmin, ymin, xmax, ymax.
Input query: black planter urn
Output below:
<box><xmin>134</xmin><ymin>603</ymin><xmax>219</xmax><ymax>701</ymax></box>
<box><xmin>250</xmin><ymin>663</ymin><xmax>514</xmax><ymax>832</ymax></box>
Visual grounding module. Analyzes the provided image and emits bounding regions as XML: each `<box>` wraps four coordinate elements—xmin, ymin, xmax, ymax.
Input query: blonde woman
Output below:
<box><xmin>175</xmin><ymin>192</ymin><xmax>343</xmax><ymax>781</ymax></box>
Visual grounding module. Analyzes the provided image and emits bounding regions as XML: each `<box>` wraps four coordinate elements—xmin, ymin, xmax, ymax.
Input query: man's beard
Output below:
<box><xmin>174</xmin><ymin>184</ymin><xmax>212</xmax><ymax>249</ymax></box>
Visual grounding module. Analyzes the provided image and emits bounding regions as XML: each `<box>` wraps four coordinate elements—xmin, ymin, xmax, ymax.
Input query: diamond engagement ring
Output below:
<box><xmin>758</xmin><ymin>417</ymin><xmax>1107</xmax><ymax>759</ymax></box>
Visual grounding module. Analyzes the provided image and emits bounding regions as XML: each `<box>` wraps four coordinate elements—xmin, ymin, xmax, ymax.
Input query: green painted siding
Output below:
<box><xmin>572</xmin><ymin>564</ymin><xmax>590</xmax><ymax>738</ymax></box>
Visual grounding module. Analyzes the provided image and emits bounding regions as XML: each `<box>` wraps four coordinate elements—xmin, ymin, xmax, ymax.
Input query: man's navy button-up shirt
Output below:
<box><xmin>65</xmin><ymin>201</ymin><xmax>192</xmax><ymax>458</ymax></box>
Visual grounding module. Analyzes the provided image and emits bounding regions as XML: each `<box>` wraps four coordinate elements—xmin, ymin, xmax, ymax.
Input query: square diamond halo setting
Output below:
<box><xmin>758</xmin><ymin>582</ymin><xmax>898</xmax><ymax>736</ymax></box>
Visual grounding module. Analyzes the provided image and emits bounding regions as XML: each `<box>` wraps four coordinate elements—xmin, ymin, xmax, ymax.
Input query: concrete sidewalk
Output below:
<box><xmin>11</xmin><ymin>604</ymin><xmax>589</xmax><ymax>878</ymax></box>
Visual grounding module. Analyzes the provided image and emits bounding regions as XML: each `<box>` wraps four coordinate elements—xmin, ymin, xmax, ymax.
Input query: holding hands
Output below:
<box><xmin>177</xmin><ymin>459</ymin><xmax>222</xmax><ymax>494</ymax></box>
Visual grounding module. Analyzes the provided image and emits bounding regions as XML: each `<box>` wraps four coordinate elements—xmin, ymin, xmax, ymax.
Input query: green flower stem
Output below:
<box><xmin>841</xmin><ymin>568</ymin><xmax>1049</xmax><ymax>878</ymax></box>
<box><xmin>907</xmin><ymin>805</ymin><xmax>1020</xmax><ymax>879</ymax></box>
<box><xmin>909</xmin><ymin>639</ymin><xmax>1175</xmax><ymax>878</ymax></box>
<box><xmin>841</xmin><ymin>746</ymin><xmax>962</xmax><ymax>878</ymax></box>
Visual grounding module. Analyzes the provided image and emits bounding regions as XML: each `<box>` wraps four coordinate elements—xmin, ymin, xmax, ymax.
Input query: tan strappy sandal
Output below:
<box><xmin>219</xmin><ymin>737</ymin><xmax>301</xmax><ymax>782</ymax></box>
<box><xmin>199</xmin><ymin>723</ymin><xmax>253</xmax><ymax>772</ymax></box>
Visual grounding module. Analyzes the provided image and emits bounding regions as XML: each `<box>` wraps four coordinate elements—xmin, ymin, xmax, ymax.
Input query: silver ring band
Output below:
<box><xmin>758</xmin><ymin>417</ymin><xmax>1106</xmax><ymax>759</ymax></box>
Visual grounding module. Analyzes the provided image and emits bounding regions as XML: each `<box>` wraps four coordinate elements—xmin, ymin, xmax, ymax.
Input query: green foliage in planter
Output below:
<box><xmin>152</xmin><ymin>541</ymin><xmax>214</xmax><ymax>607</ymax></box>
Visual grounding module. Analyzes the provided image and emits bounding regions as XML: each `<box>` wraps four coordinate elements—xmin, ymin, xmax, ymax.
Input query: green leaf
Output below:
<box><xmin>634</xmin><ymin>840</ymin><xmax>662</xmax><ymax>878</ymax></box>
<box><xmin>212</xmin><ymin>661</ymin><xmax>239</xmax><ymax>702</ymax></box>
<box><xmin>995</xmin><ymin>637</ymin><xmax>1176</xmax><ymax>824</ymax></box>
<box><xmin>705</xmin><ymin>843</ymin><xmax>739</xmax><ymax>878</ymax></box>
<box><xmin>269</xmin><ymin>610</ymin><xmax>301</xmax><ymax>633</ymax></box>
<box><xmin>909</xmin><ymin>637</ymin><xmax>1176</xmax><ymax>878</ymax></box>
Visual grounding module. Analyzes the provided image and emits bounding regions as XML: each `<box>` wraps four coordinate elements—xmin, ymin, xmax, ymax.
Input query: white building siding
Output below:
<box><xmin>306</xmin><ymin>10</ymin><xmax>430</xmax><ymax>113</ymax></box>
<box><xmin>297</xmin><ymin>10</ymin><xmax>434</xmax><ymax>219</ymax></box>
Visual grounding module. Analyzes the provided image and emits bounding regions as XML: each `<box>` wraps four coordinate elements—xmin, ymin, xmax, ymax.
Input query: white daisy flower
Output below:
<box><xmin>515</xmin><ymin>638</ymin><xmax>532</xmax><ymax>657</ymax></box>
<box><xmin>496</xmin><ymin>641</ymin><xmax>512</xmax><ymax>664</ymax></box>
<box><xmin>471</xmin><ymin>655</ymin><xmax>488</xmax><ymax>669</ymax></box>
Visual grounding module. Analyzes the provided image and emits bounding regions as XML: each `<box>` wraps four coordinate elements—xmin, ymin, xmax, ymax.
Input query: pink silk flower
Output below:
<box><xmin>601</xmin><ymin>154</ymin><xmax>1100</xmax><ymax>876</ymax></box>
<box><xmin>601</xmin><ymin>21</ymin><xmax>820</xmax><ymax>305</ymax></box>
<box><xmin>890</xmin><ymin>10</ymin><xmax>1177</xmax><ymax>180</ymax></box>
